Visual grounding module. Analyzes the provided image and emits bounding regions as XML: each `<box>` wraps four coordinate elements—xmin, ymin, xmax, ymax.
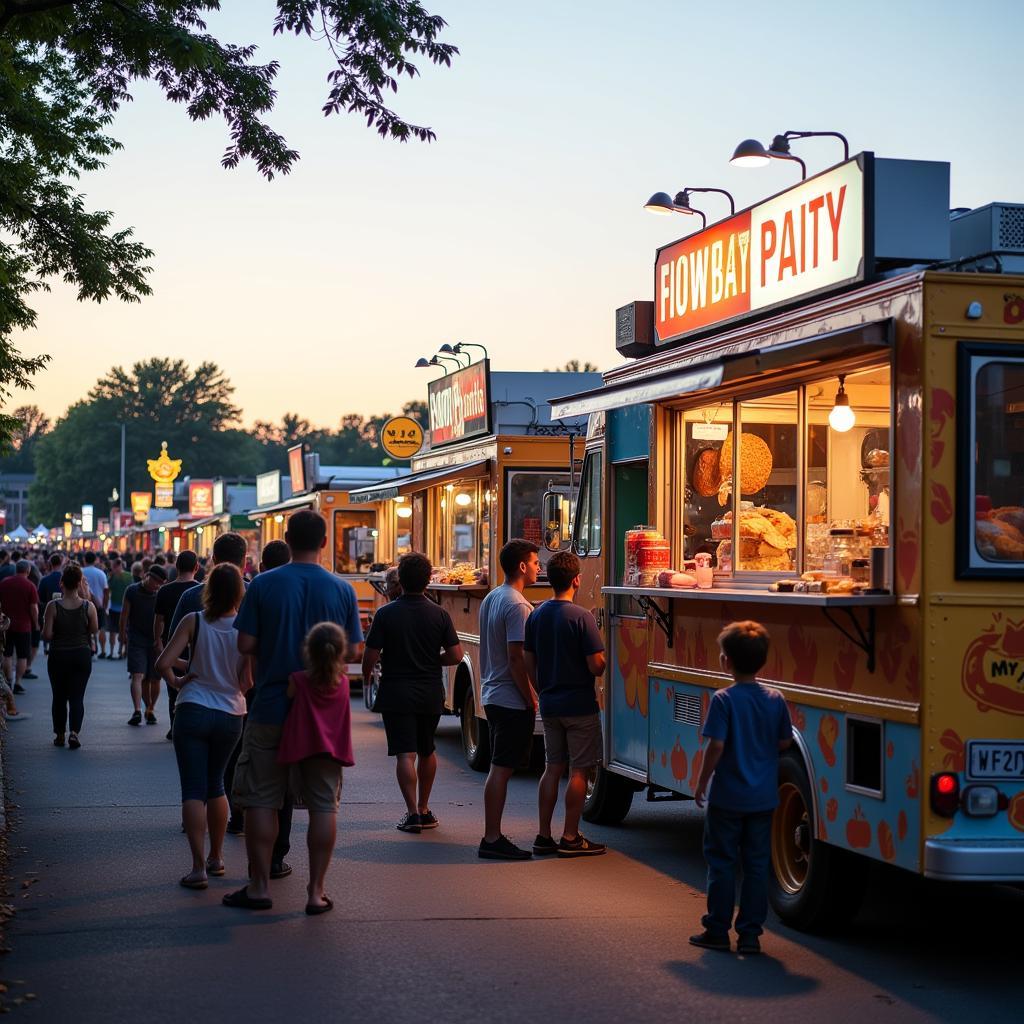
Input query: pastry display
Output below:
<box><xmin>692</xmin><ymin>448</ymin><xmax>722</xmax><ymax>497</ymax></box>
<box><xmin>718</xmin><ymin>431</ymin><xmax>773</xmax><ymax>504</ymax></box>
<box><xmin>865</xmin><ymin>448</ymin><xmax>890</xmax><ymax>467</ymax></box>
<box><xmin>431</xmin><ymin>562</ymin><xmax>487</xmax><ymax>585</ymax></box>
<box><xmin>976</xmin><ymin>514</ymin><xmax>1024</xmax><ymax>561</ymax></box>
<box><xmin>712</xmin><ymin>505</ymin><xmax>797</xmax><ymax>572</ymax></box>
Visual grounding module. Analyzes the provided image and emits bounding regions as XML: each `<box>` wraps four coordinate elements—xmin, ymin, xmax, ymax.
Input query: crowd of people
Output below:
<box><xmin>0</xmin><ymin>511</ymin><xmax>792</xmax><ymax>951</ymax></box>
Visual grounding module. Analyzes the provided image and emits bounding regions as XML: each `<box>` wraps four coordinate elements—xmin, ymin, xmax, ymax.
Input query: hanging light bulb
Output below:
<box><xmin>828</xmin><ymin>374</ymin><xmax>856</xmax><ymax>432</ymax></box>
<box><xmin>454</xmin><ymin>492</ymin><xmax>473</xmax><ymax>507</ymax></box>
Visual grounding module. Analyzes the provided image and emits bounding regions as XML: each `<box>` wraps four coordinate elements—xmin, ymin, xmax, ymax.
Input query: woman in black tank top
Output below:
<box><xmin>42</xmin><ymin>564</ymin><xmax>98</xmax><ymax>749</ymax></box>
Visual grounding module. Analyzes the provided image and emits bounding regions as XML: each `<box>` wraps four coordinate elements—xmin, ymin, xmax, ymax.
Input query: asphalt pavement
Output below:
<box><xmin>0</xmin><ymin>654</ymin><xmax>1020</xmax><ymax>1022</ymax></box>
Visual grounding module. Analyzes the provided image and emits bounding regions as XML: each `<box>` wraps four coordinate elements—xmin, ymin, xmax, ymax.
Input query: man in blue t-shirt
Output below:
<box><xmin>524</xmin><ymin>550</ymin><xmax>607</xmax><ymax>859</ymax></box>
<box><xmin>691</xmin><ymin>620</ymin><xmax>793</xmax><ymax>955</ymax></box>
<box><xmin>224</xmin><ymin>510</ymin><xmax>363</xmax><ymax>911</ymax></box>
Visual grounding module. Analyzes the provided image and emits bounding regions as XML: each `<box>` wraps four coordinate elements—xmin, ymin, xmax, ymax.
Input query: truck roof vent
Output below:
<box><xmin>949</xmin><ymin>203</ymin><xmax>1024</xmax><ymax>272</ymax></box>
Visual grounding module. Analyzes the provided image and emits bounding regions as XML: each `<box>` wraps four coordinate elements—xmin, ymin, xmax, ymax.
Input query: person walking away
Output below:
<box><xmin>224</xmin><ymin>538</ymin><xmax>290</xmax><ymax>837</ymax></box>
<box><xmin>156</xmin><ymin>564</ymin><xmax>249</xmax><ymax>889</ymax></box>
<box><xmin>81</xmin><ymin>552</ymin><xmax>110</xmax><ymax>659</ymax></box>
<box><xmin>524</xmin><ymin>550</ymin><xmax>607</xmax><ymax>858</ymax></box>
<box><xmin>107</xmin><ymin>557</ymin><xmax>132</xmax><ymax>659</ymax></box>
<box><xmin>0</xmin><ymin>609</ymin><xmax>29</xmax><ymax>722</ymax></box>
<box><xmin>154</xmin><ymin>550</ymin><xmax>201</xmax><ymax>740</ymax></box>
<box><xmin>0</xmin><ymin>560</ymin><xmax>40</xmax><ymax>696</ymax></box>
<box><xmin>0</xmin><ymin>550</ymin><xmax>14</xmax><ymax>580</ymax></box>
<box><xmin>226</xmin><ymin>511</ymin><xmax>363</xmax><ymax>911</ymax></box>
<box><xmin>361</xmin><ymin>553</ymin><xmax>462</xmax><ymax>836</ymax></box>
<box><xmin>477</xmin><ymin>540</ymin><xmax>540</xmax><ymax>860</ymax></box>
<box><xmin>690</xmin><ymin>621</ymin><xmax>792</xmax><ymax>955</ymax></box>
<box><xmin>42</xmin><ymin>563</ymin><xmax>98</xmax><ymax>748</ymax></box>
<box><xmin>277</xmin><ymin>622</ymin><xmax>354</xmax><ymax>914</ymax></box>
<box><xmin>120</xmin><ymin>565</ymin><xmax>166</xmax><ymax>725</ymax></box>
<box><xmin>25</xmin><ymin>558</ymin><xmax>43</xmax><ymax>679</ymax></box>
<box><xmin>130</xmin><ymin>560</ymin><xmax>144</xmax><ymax>583</ymax></box>
<box><xmin>37</xmin><ymin>553</ymin><xmax>63</xmax><ymax>656</ymax></box>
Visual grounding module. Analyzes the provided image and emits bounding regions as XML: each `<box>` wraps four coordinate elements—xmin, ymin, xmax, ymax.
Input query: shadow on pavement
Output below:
<box><xmin>666</xmin><ymin>953</ymin><xmax>820</xmax><ymax>997</ymax></box>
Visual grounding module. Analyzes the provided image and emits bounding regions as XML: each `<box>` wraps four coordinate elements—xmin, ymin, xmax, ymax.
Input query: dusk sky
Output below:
<box><xmin>14</xmin><ymin>0</ymin><xmax>1022</xmax><ymax>429</ymax></box>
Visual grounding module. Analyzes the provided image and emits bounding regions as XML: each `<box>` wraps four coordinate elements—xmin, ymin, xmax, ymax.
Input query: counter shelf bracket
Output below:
<box><xmin>636</xmin><ymin>595</ymin><xmax>673</xmax><ymax>648</ymax></box>
<box><xmin>425</xmin><ymin>589</ymin><xmax>442</xmax><ymax>606</ymax></box>
<box><xmin>821</xmin><ymin>605</ymin><xmax>877</xmax><ymax>673</ymax></box>
<box><xmin>461</xmin><ymin>591</ymin><xmax>473</xmax><ymax>614</ymax></box>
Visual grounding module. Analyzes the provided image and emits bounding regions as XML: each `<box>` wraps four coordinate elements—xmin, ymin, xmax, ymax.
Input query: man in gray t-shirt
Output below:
<box><xmin>477</xmin><ymin>540</ymin><xmax>540</xmax><ymax>861</ymax></box>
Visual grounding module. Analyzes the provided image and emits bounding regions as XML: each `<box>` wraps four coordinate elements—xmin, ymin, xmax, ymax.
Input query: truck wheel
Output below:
<box><xmin>461</xmin><ymin>688</ymin><xmax>490</xmax><ymax>772</ymax></box>
<box><xmin>582</xmin><ymin>765</ymin><xmax>636</xmax><ymax>825</ymax></box>
<box><xmin>363</xmin><ymin>665</ymin><xmax>380</xmax><ymax>711</ymax></box>
<box><xmin>769</xmin><ymin>750</ymin><xmax>867</xmax><ymax>931</ymax></box>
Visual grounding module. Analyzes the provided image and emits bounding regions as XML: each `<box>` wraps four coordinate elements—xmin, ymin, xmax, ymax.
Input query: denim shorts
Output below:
<box><xmin>172</xmin><ymin>701</ymin><xmax>244</xmax><ymax>802</ymax></box>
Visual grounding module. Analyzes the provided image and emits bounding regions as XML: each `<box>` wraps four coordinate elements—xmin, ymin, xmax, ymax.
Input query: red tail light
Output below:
<box><xmin>931</xmin><ymin>772</ymin><xmax>960</xmax><ymax>817</ymax></box>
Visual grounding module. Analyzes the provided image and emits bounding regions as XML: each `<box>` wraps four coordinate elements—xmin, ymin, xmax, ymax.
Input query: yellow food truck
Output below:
<box><xmin>550</xmin><ymin>154</ymin><xmax>1024</xmax><ymax>929</ymax></box>
<box><xmin>349</xmin><ymin>363</ymin><xmax>599</xmax><ymax>766</ymax></box>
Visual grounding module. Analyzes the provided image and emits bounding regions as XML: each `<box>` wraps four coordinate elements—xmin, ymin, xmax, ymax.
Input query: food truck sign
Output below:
<box><xmin>428</xmin><ymin>360</ymin><xmax>492</xmax><ymax>448</ymax></box>
<box><xmin>655</xmin><ymin>157</ymin><xmax>866</xmax><ymax>345</ymax></box>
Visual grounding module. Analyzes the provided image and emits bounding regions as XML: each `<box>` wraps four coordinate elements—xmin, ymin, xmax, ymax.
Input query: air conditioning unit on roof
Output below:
<box><xmin>950</xmin><ymin>203</ymin><xmax>1024</xmax><ymax>271</ymax></box>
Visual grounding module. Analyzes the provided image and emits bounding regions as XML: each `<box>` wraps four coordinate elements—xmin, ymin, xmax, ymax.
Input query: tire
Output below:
<box><xmin>461</xmin><ymin>687</ymin><xmax>490</xmax><ymax>772</ymax></box>
<box><xmin>769</xmin><ymin>750</ymin><xmax>868</xmax><ymax>931</ymax></box>
<box><xmin>582</xmin><ymin>764</ymin><xmax>636</xmax><ymax>825</ymax></box>
<box><xmin>363</xmin><ymin>665</ymin><xmax>380</xmax><ymax>712</ymax></box>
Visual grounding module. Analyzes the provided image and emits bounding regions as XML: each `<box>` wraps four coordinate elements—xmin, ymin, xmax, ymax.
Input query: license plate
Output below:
<box><xmin>966</xmin><ymin>741</ymin><xmax>1024</xmax><ymax>780</ymax></box>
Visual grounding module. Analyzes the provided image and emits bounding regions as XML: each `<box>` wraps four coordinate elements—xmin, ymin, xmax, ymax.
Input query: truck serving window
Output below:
<box><xmin>957</xmin><ymin>343</ymin><xmax>1024</xmax><ymax>578</ymax></box>
<box><xmin>333</xmin><ymin>510</ymin><xmax>377</xmax><ymax>575</ymax></box>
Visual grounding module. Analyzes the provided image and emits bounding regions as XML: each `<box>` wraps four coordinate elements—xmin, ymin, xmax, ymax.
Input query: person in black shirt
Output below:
<box><xmin>153</xmin><ymin>550</ymin><xmax>201</xmax><ymax>740</ymax></box>
<box><xmin>362</xmin><ymin>553</ymin><xmax>462</xmax><ymax>835</ymax></box>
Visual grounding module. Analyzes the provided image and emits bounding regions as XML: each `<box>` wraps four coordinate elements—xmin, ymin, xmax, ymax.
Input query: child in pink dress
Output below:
<box><xmin>278</xmin><ymin>622</ymin><xmax>354</xmax><ymax>915</ymax></box>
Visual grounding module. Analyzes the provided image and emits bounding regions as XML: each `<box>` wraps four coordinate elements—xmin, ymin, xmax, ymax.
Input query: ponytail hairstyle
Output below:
<box><xmin>302</xmin><ymin>621</ymin><xmax>347</xmax><ymax>691</ymax></box>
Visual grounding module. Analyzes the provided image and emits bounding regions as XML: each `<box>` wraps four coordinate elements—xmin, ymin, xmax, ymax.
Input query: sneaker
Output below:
<box><xmin>23</xmin><ymin>671</ymin><xmax>38</xmax><ymax>680</ymax></box>
<box><xmin>68</xmin><ymin>733</ymin><xmax>81</xmax><ymax>750</ymax></box>
<box><xmin>479</xmin><ymin>835</ymin><xmax>532</xmax><ymax>860</ymax></box>
<box><xmin>396</xmin><ymin>812</ymin><xmax>421</xmax><ymax>834</ymax></box>
<box><xmin>165</xmin><ymin>729</ymin><xmax>173</xmax><ymax>741</ymax></box>
<box><xmin>226</xmin><ymin>819</ymin><xmax>245</xmax><ymax>836</ymax></box>
<box><xmin>145</xmin><ymin>710</ymin><xmax>157</xmax><ymax>725</ymax></box>
<box><xmin>736</xmin><ymin>934</ymin><xmax>761</xmax><ymax>955</ymax></box>
<box><xmin>557</xmin><ymin>833</ymin><xmax>607</xmax><ymax>857</ymax></box>
<box><xmin>270</xmin><ymin>861</ymin><xmax>292</xmax><ymax>880</ymax></box>
<box><xmin>689</xmin><ymin>930</ymin><xmax>731</xmax><ymax>952</ymax></box>
<box><xmin>532</xmin><ymin>834</ymin><xmax>559</xmax><ymax>856</ymax></box>
<box><xmin>97</xmin><ymin>653</ymin><xmax>107</xmax><ymax>660</ymax></box>
<box><xmin>13</xmin><ymin>684</ymin><xmax>25</xmax><ymax>695</ymax></box>
<box><xmin>128</xmin><ymin>711</ymin><xmax>142</xmax><ymax>726</ymax></box>
<box><xmin>417</xmin><ymin>810</ymin><xmax>439</xmax><ymax>830</ymax></box>
<box><xmin>54</xmin><ymin>734</ymin><xmax>65</xmax><ymax>747</ymax></box>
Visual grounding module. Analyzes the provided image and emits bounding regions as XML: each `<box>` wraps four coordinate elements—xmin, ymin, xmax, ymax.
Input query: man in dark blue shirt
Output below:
<box><xmin>225</xmin><ymin>511</ymin><xmax>363</xmax><ymax>911</ymax></box>
<box><xmin>691</xmin><ymin>620</ymin><xmax>792</xmax><ymax>955</ymax></box>
<box><xmin>524</xmin><ymin>550</ymin><xmax>606</xmax><ymax>859</ymax></box>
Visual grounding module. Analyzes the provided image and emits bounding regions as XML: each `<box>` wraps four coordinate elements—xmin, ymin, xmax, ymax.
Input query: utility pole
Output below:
<box><xmin>119</xmin><ymin>422</ymin><xmax>126</xmax><ymax>513</ymax></box>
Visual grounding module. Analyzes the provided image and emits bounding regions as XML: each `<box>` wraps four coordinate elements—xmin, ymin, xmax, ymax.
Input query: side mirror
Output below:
<box><xmin>542</xmin><ymin>490</ymin><xmax>569</xmax><ymax>552</ymax></box>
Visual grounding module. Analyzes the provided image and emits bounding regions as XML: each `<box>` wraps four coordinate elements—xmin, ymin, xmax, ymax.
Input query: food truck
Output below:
<box><xmin>550</xmin><ymin>153</ymin><xmax>1024</xmax><ymax>929</ymax></box>
<box><xmin>349</xmin><ymin>363</ymin><xmax>599</xmax><ymax>766</ymax></box>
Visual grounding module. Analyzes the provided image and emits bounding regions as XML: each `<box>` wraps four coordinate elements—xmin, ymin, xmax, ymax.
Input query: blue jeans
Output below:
<box><xmin>172</xmin><ymin>702</ymin><xmax>243</xmax><ymax>802</ymax></box>
<box><xmin>702</xmin><ymin>806</ymin><xmax>773</xmax><ymax>939</ymax></box>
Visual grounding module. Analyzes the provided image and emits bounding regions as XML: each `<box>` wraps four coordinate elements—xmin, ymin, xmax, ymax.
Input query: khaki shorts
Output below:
<box><xmin>231</xmin><ymin>723</ymin><xmax>288</xmax><ymax>811</ymax></box>
<box><xmin>290</xmin><ymin>756</ymin><xmax>343</xmax><ymax>813</ymax></box>
<box><xmin>542</xmin><ymin>713</ymin><xmax>603</xmax><ymax>770</ymax></box>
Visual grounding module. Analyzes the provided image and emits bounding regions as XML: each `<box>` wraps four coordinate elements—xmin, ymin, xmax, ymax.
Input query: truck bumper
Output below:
<box><xmin>924</xmin><ymin>838</ymin><xmax>1024</xmax><ymax>881</ymax></box>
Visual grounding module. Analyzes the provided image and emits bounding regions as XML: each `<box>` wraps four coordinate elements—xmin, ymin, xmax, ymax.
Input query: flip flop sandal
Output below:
<box><xmin>222</xmin><ymin>886</ymin><xmax>272</xmax><ymax>910</ymax></box>
<box><xmin>305</xmin><ymin>896</ymin><xmax>333</xmax><ymax>916</ymax></box>
<box><xmin>180</xmin><ymin>874</ymin><xmax>208</xmax><ymax>890</ymax></box>
<box><xmin>206</xmin><ymin>860</ymin><xmax>225</xmax><ymax>877</ymax></box>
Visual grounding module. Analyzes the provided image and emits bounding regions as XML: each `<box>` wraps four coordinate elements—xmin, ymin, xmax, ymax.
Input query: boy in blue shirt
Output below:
<box><xmin>691</xmin><ymin>621</ymin><xmax>792</xmax><ymax>955</ymax></box>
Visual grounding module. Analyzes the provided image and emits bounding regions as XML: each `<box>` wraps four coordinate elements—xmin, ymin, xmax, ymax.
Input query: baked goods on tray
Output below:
<box><xmin>718</xmin><ymin>432</ymin><xmax>773</xmax><ymax>504</ymax></box>
<box><xmin>692</xmin><ymin>448</ymin><xmax>722</xmax><ymax>497</ymax></box>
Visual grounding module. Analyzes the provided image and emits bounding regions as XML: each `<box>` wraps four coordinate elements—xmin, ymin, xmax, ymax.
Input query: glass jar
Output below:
<box><xmin>824</xmin><ymin>528</ymin><xmax>856</xmax><ymax>577</ymax></box>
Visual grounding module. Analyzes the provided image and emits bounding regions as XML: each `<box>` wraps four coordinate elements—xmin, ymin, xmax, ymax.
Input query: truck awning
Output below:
<box><xmin>550</xmin><ymin>321</ymin><xmax>891</xmax><ymax>419</ymax></box>
<box><xmin>348</xmin><ymin>459</ymin><xmax>491</xmax><ymax>504</ymax></box>
<box><xmin>247</xmin><ymin>494</ymin><xmax>316</xmax><ymax>521</ymax></box>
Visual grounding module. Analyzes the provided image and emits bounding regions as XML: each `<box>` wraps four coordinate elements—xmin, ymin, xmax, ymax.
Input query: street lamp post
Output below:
<box><xmin>119</xmin><ymin>422</ymin><xmax>126</xmax><ymax>514</ymax></box>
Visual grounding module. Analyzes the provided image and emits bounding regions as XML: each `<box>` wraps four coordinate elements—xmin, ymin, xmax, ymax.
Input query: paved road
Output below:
<box><xmin>0</xmin><ymin>656</ymin><xmax>1020</xmax><ymax>1022</ymax></box>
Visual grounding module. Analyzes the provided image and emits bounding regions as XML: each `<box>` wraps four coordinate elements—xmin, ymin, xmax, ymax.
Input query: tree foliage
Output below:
<box><xmin>0</xmin><ymin>1</ymin><xmax>455</xmax><ymax>448</ymax></box>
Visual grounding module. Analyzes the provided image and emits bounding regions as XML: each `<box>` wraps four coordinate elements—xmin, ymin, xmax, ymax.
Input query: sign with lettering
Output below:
<box><xmin>380</xmin><ymin>416</ymin><xmax>424</xmax><ymax>460</ymax></box>
<box><xmin>427</xmin><ymin>360</ymin><xmax>491</xmax><ymax>448</ymax></box>
<box><xmin>213</xmin><ymin>479</ymin><xmax>225</xmax><ymax>515</ymax></box>
<box><xmin>189</xmin><ymin>480</ymin><xmax>215</xmax><ymax>516</ymax></box>
<box><xmin>655</xmin><ymin>157</ymin><xmax>865</xmax><ymax>346</ymax></box>
<box><xmin>130</xmin><ymin>491</ymin><xmax>152</xmax><ymax>524</ymax></box>
<box><xmin>256</xmin><ymin>470</ymin><xmax>281</xmax><ymax>508</ymax></box>
<box><xmin>288</xmin><ymin>444</ymin><xmax>307</xmax><ymax>494</ymax></box>
<box><xmin>154</xmin><ymin>482</ymin><xmax>174</xmax><ymax>508</ymax></box>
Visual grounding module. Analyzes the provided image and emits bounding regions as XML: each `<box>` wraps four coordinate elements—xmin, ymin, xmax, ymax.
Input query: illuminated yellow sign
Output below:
<box><xmin>148</xmin><ymin>441</ymin><xmax>183</xmax><ymax>484</ymax></box>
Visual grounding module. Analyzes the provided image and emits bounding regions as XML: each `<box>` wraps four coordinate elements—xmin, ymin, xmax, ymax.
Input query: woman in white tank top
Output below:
<box><xmin>156</xmin><ymin>564</ymin><xmax>252</xmax><ymax>890</ymax></box>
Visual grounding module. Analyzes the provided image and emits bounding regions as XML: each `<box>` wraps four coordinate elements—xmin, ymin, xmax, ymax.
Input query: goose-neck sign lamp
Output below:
<box><xmin>730</xmin><ymin>131</ymin><xmax>850</xmax><ymax>181</ymax></box>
